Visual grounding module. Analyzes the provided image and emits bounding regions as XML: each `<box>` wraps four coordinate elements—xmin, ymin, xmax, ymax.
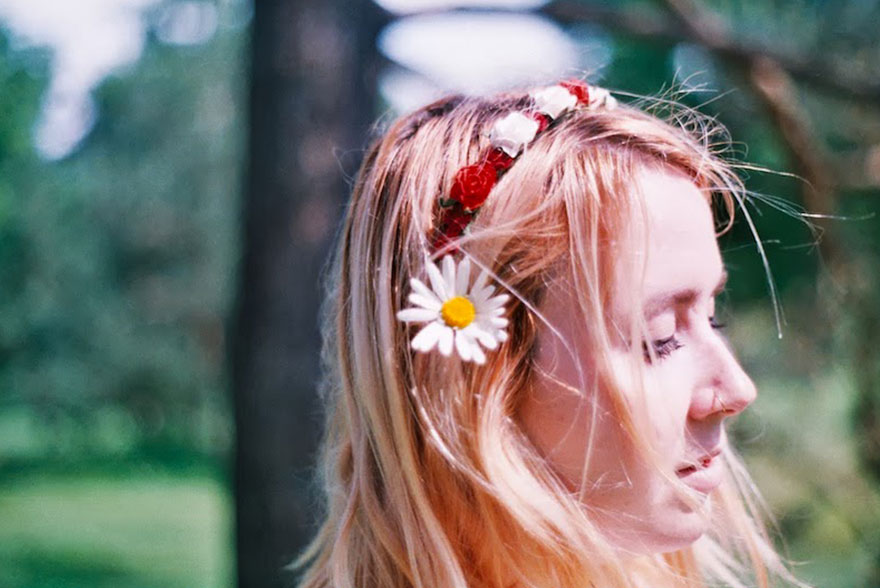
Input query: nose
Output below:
<box><xmin>687</xmin><ymin>331</ymin><xmax>757</xmax><ymax>421</ymax></box>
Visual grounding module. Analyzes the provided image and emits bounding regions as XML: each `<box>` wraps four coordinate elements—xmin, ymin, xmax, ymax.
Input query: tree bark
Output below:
<box><xmin>231</xmin><ymin>1</ymin><xmax>380</xmax><ymax>586</ymax></box>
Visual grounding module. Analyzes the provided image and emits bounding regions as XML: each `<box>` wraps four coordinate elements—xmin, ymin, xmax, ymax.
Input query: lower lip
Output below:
<box><xmin>676</xmin><ymin>455</ymin><xmax>723</xmax><ymax>493</ymax></box>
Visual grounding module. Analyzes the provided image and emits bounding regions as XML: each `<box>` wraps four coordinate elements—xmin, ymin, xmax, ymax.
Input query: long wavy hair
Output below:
<box><xmin>294</xmin><ymin>85</ymin><xmax>807</xmax><ymax>588</ymax></box>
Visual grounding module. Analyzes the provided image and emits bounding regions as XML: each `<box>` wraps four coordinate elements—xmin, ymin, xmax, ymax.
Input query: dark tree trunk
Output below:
<box><xmin>231</xmin><ymin>1</ymin><xmax>381</xmax><ymax>587</ymax></box>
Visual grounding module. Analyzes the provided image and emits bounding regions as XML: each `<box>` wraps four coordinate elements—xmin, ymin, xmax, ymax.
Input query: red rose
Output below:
<box><xmin>441</xmin><ymin>203</ymin><xmax>473</xmax><ymax>235</ymax></box>
<box><xmin>485</xmin><ymin>148</ymin><xmax>514</xmax><ymax>171</ymax></box>
<box><xmin>531</xmin><ymin>111</ymin><xmax>550</xmax><ymax>132</ymax></box>
<box><xmin>431</xmin><ymin>204</ymin><xmax>475</xmax><ymax>253</ymax></box>
<box><xmin>449</xmin><ymin>163</ymin><xmax>497</xmax><ymax>210</ymax></box>
<box><xmin>560</xmin><ymin>79</ymin><xmax>590</xmax><ymax>106</ymax></box>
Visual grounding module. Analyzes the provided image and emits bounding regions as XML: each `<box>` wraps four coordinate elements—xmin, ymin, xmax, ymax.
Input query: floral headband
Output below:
<box><xmin>398</xmin><ymin>80</ymin><xmax>617</xmax><ymax>364</ymax></box>
<box><xmin>432</xmin><ymin>80</ymin><xmax>617</xmax><ymax>252</ymax></box>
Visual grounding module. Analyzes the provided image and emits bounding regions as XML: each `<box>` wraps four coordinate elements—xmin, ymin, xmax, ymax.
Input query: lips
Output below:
<box><xmin>675</xmin><ymin>447</ymin><xmax>723</xmax><ymax>493</ymax></box>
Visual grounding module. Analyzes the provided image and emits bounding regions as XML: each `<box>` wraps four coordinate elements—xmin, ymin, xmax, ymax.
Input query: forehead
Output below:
<box><xmin>630</xmin><ymin>167</ymin><xmax>723</xmax><ymax>305</ymax></box>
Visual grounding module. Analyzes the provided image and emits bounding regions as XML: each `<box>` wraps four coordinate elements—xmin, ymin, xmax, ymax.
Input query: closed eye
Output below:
<box><xmin>643</xmin><ymin>315</ymin><xmax>724</xmax><ymax>364</ymax></box>
<box><xmin>642</xmin><ymin>335</ymin><xmax>683</xmax><ymax>363</ymax></box>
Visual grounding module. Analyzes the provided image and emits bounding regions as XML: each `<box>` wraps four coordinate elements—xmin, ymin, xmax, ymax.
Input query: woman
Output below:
<box><xmin>296</xmin><ymin>80</ymin><xmax>807</xmax><ymax>588</ymax></box>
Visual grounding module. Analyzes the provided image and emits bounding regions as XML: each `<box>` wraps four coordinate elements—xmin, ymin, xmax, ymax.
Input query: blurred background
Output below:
<box><xmin>0</xmin><ymin>0</ymin><xmax>878</xmax><ymax>587</ymax></box>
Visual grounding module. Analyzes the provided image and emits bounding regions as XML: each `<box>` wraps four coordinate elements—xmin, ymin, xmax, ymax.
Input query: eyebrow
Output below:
<box><xmin>644</xmin><ymin>269</ymin><xmax>728</xmax><ymax>319</ymax></box>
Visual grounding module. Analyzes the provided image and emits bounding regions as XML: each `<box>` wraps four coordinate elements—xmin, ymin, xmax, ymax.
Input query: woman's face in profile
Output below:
<box><xmin>518</xmin><ymin>167</ymin><xmax>757</xmax><ymax>554</ymax></box>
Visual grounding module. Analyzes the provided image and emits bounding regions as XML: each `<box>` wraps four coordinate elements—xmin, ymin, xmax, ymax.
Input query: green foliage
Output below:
<box><xmin>0</xmin><ymin>21</ymin><xmax>245</xmax><ymax>586</ymax></box>
<box><xmin>0</xmin><ymin>27</ymin><xmax>245</xmax><ymax>469</ymax></box>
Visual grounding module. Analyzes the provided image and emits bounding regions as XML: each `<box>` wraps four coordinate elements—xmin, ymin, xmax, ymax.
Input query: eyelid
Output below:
<box><xmin>642</xmin><ymin>335</ymin><xmax>683</xmax><ymax>363</ymax></box>
<box><xmin>646</xmin><ymin>312</ymin><xmax>675</xmax><ymax>337</ymax></box>
<box><xmin>642</xmin><ymin>311</ymin><xmax>723</xmax><ymax>364</ymax></box>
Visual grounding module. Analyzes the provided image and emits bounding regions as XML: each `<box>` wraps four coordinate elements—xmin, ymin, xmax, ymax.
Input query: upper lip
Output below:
<box><xmin>676</xmin><ymin>446</ymin><xmax>722</xmax><ymax>471</ymax></box>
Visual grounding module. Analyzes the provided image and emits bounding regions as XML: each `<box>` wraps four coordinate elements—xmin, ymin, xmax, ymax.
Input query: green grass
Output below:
<box><xmin>0</xmin><ymin>471</ymin><xmax>233</xmax><ymax>588</ymax></box>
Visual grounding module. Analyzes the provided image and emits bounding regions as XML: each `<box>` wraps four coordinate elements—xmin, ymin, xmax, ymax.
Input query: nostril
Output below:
<box><xmin>713</xmin><ymin>353</ymin><xmax>758</xmax><ymax>416</ymax></box>
<box><xmin>719</xmin><ymin>380</ymin><xmax>757</xmax><ymax>416</ymax></box>
<box><xmin>713</xmin><ymin>391</ymin><xmax>734</xmax><ymax>416</ymax></box>
<box><xmin>711</xmin><ymin>378</ymin><xmax>756</xmax><ymax>417</ymax></box>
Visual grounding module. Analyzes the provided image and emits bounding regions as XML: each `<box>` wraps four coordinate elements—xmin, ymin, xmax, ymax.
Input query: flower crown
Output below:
<box><xmin>400</xmin><ymin>80</ymin><xmax>617</xmax><ymax>363</ymax></box>
<box><xmin>432</xmin><ymin>80</ymin><xmax>617</xmax><ymax>252</ymax></box>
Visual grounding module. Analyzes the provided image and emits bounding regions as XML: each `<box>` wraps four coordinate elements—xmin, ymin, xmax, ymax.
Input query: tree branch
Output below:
<box><xmin>542</xmin><ymin>0</ymin><xmax>880</xmax><ymax>105</ymax></box>
<box><xmin>654</xmin><ymin>0</ymin><xmax>838</xmax><ymax>249</ymax></box>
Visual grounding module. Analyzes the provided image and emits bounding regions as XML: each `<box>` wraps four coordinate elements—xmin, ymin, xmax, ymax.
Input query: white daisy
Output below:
<box><xmin>396</xmin><ymin>256</ymin><xmax>510</xmax><ymax>364</ymax></box>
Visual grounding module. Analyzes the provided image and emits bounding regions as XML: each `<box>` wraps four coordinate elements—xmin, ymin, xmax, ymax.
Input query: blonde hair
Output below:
<box><xmin>295</xmin><ymin>87</ymin><xmax>806</xmax><ymax>588</ymax></box>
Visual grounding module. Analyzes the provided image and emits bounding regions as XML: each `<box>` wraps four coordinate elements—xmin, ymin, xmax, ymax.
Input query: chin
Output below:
<box><xmin>620</xmin><ymin>526</ymin><xmax>707</xmax><ymax>555</ymax></box>
<box><xmin>650</xmin><ymin>524</ymin><xmax>707</xmax><ymax>553</ymax></box>
<box><xmin>609</xmin><ymin>503</ymin><xmax>711</xmax><ymax>555</ymax></box>
<box><xmin>650</xmin><ymin>504</ymin><xmax>712</xmax><ymax>553</ymax></box>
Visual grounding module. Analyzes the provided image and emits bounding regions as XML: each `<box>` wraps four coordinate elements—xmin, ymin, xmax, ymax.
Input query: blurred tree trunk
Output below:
<box><xmin>231</xmin><ymin>1</ymin><xmax>380</xmax><ymax>587</ymax></box>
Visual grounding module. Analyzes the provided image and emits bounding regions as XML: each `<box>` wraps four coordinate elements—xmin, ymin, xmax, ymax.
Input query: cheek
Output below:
<box><xmin>522</xmin><ymin>312</ymin><xmax>601</xmax><ymax>480</ymax></box>
<box><xmin>518</xmin><ymin>377</ymin><xmax>645</xmax><ymax>493</ymax></box>
<box><xmin>640</xmin><ymin>365</ymin><xmax>694</xmax><ymax>452</ymax></box>
<box><xmin>517</xmin><ymin>383</ymin><xmax>602</xmax><ymax>483</ymax></box>
<box><xmin>605</xmin><ymin>354</ymin><xmax>683</xmax><ymax>447</ymax></box>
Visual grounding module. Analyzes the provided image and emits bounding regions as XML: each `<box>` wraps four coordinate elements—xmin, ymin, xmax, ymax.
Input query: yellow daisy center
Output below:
<box><xmin>440</xmin><ymin>296</ymin><xmax>476</xmax><ymax>329</ymax></box>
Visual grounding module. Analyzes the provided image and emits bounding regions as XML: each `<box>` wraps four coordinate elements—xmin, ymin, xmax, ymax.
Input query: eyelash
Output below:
<box><xmin>642</xmin><ymin>316</ymin><xmax>726</xmax><ymax>363</ymax></box>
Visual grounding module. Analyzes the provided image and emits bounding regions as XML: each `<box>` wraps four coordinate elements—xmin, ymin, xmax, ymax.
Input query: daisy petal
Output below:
<box><xmin>473</xmin><ymin>268</ymin><xmax>489</xmax><ymax>293</ymax></box>
<box><xmin>455</xmin><ymin>256</ymin><xmax>471</xmax><ymax>296</ymax></box>
<box><xmin>410</xmin><ymin>278</ymin><xmax>440</xmax><ymax>304</ymax></box>
<box><xmin>470</xmin><ymin>343</ymin><xmax>486</xmax><ymax>365</ymax></box>
<box><xmin>486</xmin><ymin>293</ymin><xmax>509</xmax><ymax>308</ymax></box>
<box><xmin>441</xmin><ymin>255</ymin><xmax>456</xmax><ymax>297</ymax></box>
<box><xmin>458</xmin><ymin>330</ymin><xmax>486</xmax><ymax>364</ymax></box>
<box><xmin>426</xmin><ymin>260</ymin><xmax>447</xmax><ymax>300</ymax></box>
<box><xmin>469</xmin><ymin>285</ymin><xmax>491</xmax><ymax>307</ymax></box>
<box><xmin>465</xmin><ymin>324</ymin><xmax>499</xmax><ymax>350</ymax></box>
<box><xmin>408</xmin><ymin>292</ymin><xmax>441</xmax><ymax>311</ymax></box>
<box><xmin>495</xmin><ymin>329</ymin><xmax>509</xmax><ymax>343</ymax></box>
<box><xmin>491</xmin><ymin>306</ymin><xmax>506</xmax><ymax>316</ymax></box>
<box><xmin>411</xmin><ymin>322</ymin><xmax>443</xmax><ymax>352</ymax></box>
<box><xmin>489</xmin><ymin>316</ymin><xmax>509</xmax><ymax>328</ymax></box>
<box><xmin>438</xmin><ymin>326</ymin><xmax>454</xmax><ymax>356</ymax></box>
<box><xmin>475</xmin><ymin>286</ymin><xmax>496</xmax><ymax>303</ymax></box>
<box><xmin>397</xmin><ymin>308</ymin><xmax>438</xmax><ymax>322</ymax></box>
<box><xmin>455</xmin><ymin>331</ymin><xmax>473</xmax><ymax>362</ymax></box>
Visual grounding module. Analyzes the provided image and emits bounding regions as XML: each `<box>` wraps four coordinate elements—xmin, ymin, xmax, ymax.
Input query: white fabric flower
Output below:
<box><xmin>588</xmin><ymin>86</ymin><xmax>618</xmax><ymax>110</ymax></box>
<box><xmin>396</xmin><ymin>256</ymin><xmax>509</xmax><ymax>364</ymax></box>
<box><xmin>531</xmin><ymin>85</ymin><xmax>578</xmax><ymax>119</ymax></box>
<box><xmin>489</xmin><ymin>112</ymin><xmax>540</xmax><ymax>158</ymax></box>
